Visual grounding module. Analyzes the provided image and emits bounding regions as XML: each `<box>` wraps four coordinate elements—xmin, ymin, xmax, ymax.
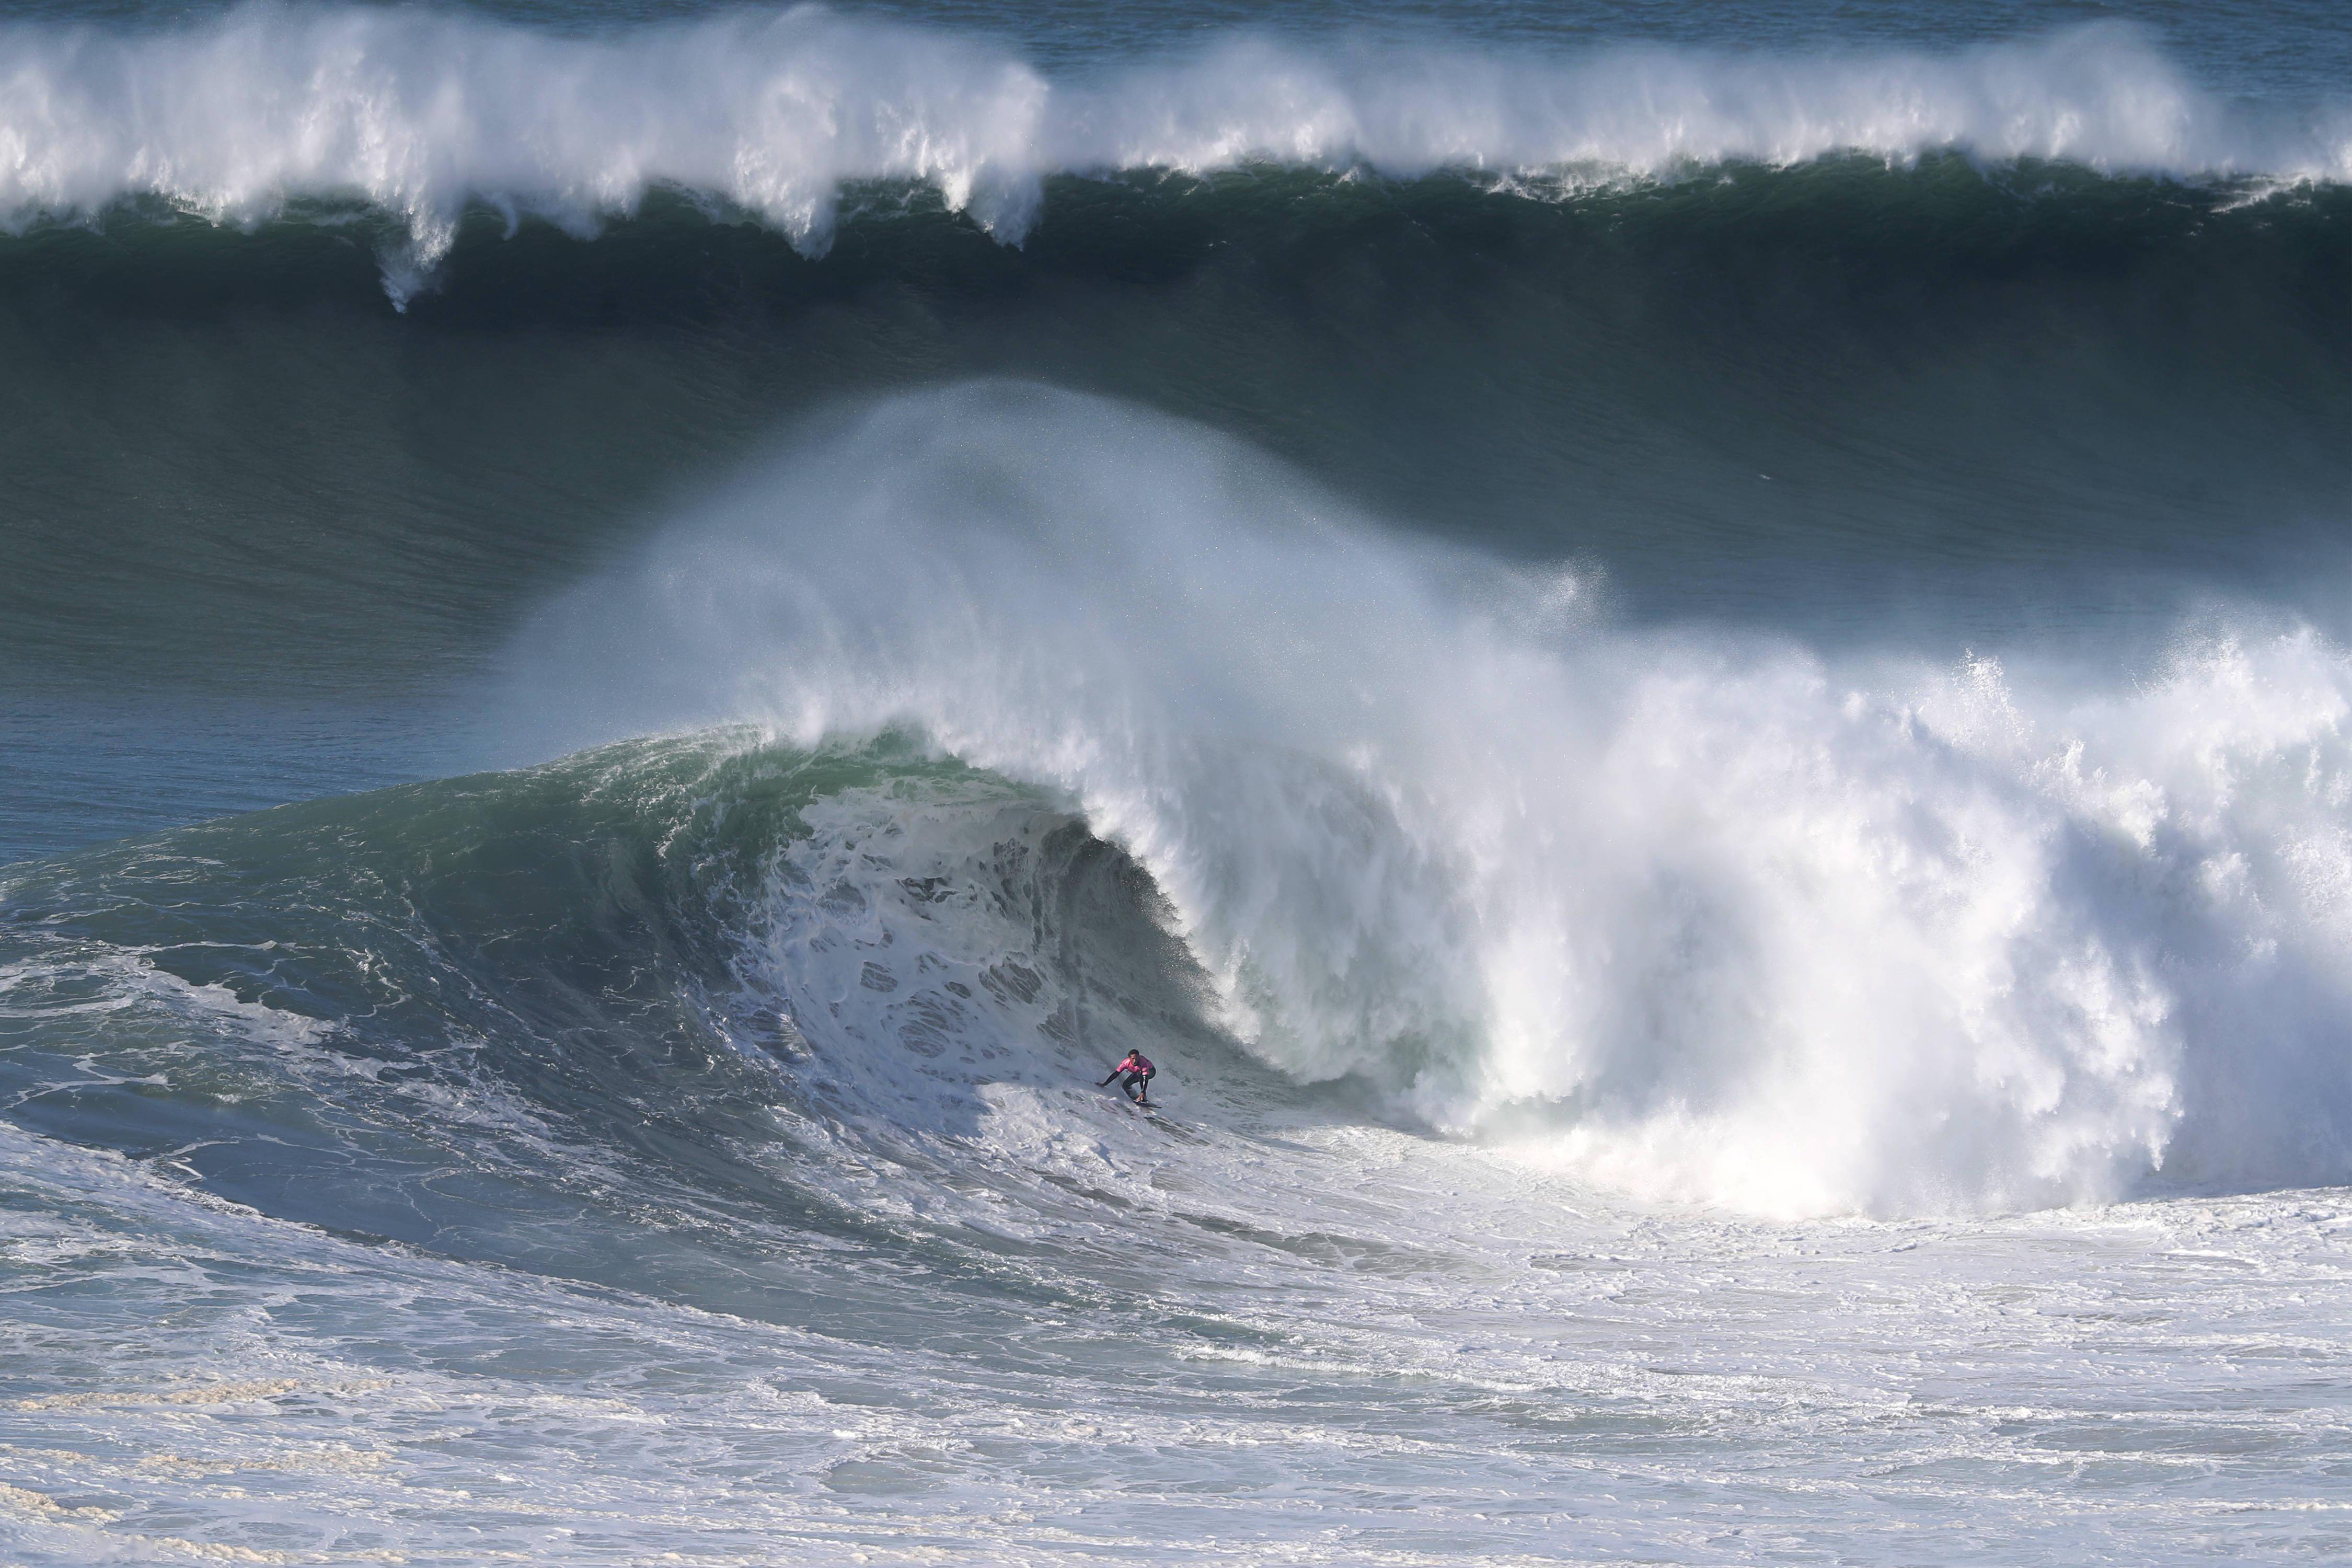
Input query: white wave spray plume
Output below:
<box><xmin>0</xmin><ymin>6</ymin><xmax>2343</xmax><ymax>303</ymax></box>
<box><xmin>505</xmin><ymin>384</ymin><xmax>2352</xmax><ymax>1219</ymax></box>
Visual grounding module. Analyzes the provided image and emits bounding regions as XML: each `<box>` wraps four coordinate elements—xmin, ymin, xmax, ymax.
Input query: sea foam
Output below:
<box><xmin>0</xmin><ymin>6</ymin><xmax>2341</xmax><ymax>303</ymax></box>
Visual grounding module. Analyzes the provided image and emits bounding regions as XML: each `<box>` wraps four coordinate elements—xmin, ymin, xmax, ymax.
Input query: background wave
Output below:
<box><xmin>0</xmin><ymin>7</ymin><xmax>2343</xmax><ymax>300</ymax></box>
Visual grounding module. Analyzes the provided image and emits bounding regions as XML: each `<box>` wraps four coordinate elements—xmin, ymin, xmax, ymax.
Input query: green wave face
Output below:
<box><xmin>0</xmin><ymin>732</ymin><xmax>1239</xmax><ymax>1319</ymax></box>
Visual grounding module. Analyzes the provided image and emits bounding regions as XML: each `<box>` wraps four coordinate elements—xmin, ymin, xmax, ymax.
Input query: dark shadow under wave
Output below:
<box><xmin>2</xmin><ymin>160</ymin><xmax>2343</xmax><ymax>698</ymax></box>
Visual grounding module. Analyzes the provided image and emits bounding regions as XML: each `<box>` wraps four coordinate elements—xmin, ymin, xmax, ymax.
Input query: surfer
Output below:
<box><xmin>1100</xmin><ymin>1048</ymin><xmax>1156</xmax><ymax>1105</ymax></box>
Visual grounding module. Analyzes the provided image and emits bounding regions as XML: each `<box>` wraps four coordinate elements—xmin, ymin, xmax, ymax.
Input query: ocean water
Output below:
<box><xmin>2</xmin><ymin>2</ymin><xmax>2349</xmax><ymax>1562</ymax></box>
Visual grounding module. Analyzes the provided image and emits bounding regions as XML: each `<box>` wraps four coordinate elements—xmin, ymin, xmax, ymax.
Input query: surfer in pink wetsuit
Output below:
<box><xmin>1099</xmin><ymin>1049</ymin><xmax>1156</xmax><ymax>1105</ymax></box>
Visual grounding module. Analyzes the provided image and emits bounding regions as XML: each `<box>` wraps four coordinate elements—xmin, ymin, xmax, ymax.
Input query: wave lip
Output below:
<box><xmin>0</xmin><ymin>7</ymin><xmax>2341</xmax><ymax>303</ymax></box>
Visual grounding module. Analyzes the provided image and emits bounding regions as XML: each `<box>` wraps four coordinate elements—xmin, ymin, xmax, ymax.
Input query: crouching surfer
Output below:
<box><xmin>1100</xmin><ymin>1049</ymin><xmax>1156</xmax><ymax>1106</ymax></box>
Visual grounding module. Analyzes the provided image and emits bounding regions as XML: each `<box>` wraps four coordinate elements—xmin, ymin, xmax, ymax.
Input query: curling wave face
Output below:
<box><xmin>498</xmin><ymin>384</ymin><xmax>2352</xmax><ymax>1218</ymax></box>
<box><xmin>0</xmin><ymin>730</ymin><xmax>1249</xmax><ymax>1301</ymax></box>
<box><xmin>0</xmin><ymin>6</ymin><xmax>2344</xmax><ymax>300</ymax></box>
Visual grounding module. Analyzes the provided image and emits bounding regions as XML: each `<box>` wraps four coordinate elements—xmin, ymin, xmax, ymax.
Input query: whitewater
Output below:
<box><xmin>3</xmin><ymin>3</ymin><xmax>2350</xmax><ymax>1564</ymax></box>
<box><xmin>500</xmin><ymin>384</ymin><xmax>2352</xmax><ymax>1220</ymax></box>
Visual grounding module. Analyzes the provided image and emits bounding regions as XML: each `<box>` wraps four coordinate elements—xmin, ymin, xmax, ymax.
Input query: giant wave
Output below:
<box><xmin>20</xmin><ymin>383</ymin><xmax>2352</xmax><ymax>1225</ymax></box>
<box><xmin>490</xmin><ymin>383</ymin><xmax>2352</xmax><ymax>1219</ymax></box>
<box><xmin>1</xmin><ymin>5</ymin><xmax>2344</xmax><ymax>301</ymax></box>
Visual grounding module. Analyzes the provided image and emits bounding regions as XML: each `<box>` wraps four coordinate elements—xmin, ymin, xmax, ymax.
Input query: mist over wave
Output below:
<box><xmin>1</xmin><ymin>5</ymin><xmax>2343</xmax><ymax>301</ymax></box>
<box><xmin>503</xmin><ymin>384</ymin><xmax>2352</xmax><ymax>1218</ymax></box>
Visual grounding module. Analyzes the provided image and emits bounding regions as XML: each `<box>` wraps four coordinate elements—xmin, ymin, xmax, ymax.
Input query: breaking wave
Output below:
<box><xmin>0</xmin><ymin>5</ymin><xmax>2343</xmax><ymax>301</ymax></box>
<box><xmin>490</xmin><ymin>383</ymin><xmax>2352</xmax><ymax>1218</ymax></box>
